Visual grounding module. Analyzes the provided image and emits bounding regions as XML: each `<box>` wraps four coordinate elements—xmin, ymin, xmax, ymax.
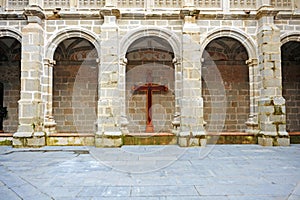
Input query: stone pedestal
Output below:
<box><xmin>13</xmin><ymin>8</ymin><xmax>46</xmax><ymax>147</ymax></box>
<box><xmin>256</xmin><ymin>7</ymin><xmax>290</xmax><ymax>146</ymax></box>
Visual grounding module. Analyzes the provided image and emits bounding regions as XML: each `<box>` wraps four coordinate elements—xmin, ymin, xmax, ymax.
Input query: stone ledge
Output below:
<box><xmin>179</xmin><ymin>131</ymin><xmax>206</xmax><ymax>137</ymax></box>
<box><xmin>46</xmin><ymin>134</ymin><xmax>95</xmax><ymax>146</ymax></box>
<box><xmin>48</xmin><ymin>133</ymin><xmax>95</xmax><ymax>137</ymax></box>
<box><xmin>207</xmin><ymin>132</ymin><xmax>255</xmax><ymax>136</ymax></box>
<box><xmin>289</xmin><ymin>132</ymin><xmax>300</xmax><ymax>136</ymax></box>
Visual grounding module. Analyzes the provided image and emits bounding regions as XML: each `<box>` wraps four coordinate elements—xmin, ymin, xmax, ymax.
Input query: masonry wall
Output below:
<box><xmin>53</xmin><ymin>63</ymin><xmax>98</xmax><ymax>133</ymax></box>
<box><xmin>0</xmin><ymin>64</ymin><xmax>20</xmax><ymax>132</ymax></box>
<box><xmin>126</xmin><ymin>63</ymin><xmax>175</xmax><ymax>133</ymax></box>
<box><xmin>0</xmin><ymin>15</ymin><xmax>298</xmax><ymax>137</ymax></box>
<box><xmin>282</xmin><ymin>61</ymin><xmax>300</xmax><ymax>132</ymax></box>
<box><xmin>203</xmin><ymin>61</ymin><xmax>250</xmax><ymax>132</ymax></box>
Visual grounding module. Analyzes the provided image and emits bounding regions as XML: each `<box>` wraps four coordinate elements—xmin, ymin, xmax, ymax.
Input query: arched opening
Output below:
<box><xmin>202</xmin><ymin>37</ymin><xmax>250</xmax><ymax>132</ymax></box>
<box><xmin>282</xmin><ymin>41</ymin><xmax>300</xmax><ymax>132</ymax></box>
<box><xmin>0</xmin><ymin>36</ymin><xmax>21</xmax><ymax>133</ymax></box>
<box><xmin>125</xmin><ymin>36</ymin><xmax>175</xmax><ymax>133</ymax></box>
<box><xmin>53</xmin><ymin>37</ymin><xmax>98</xmax><ymax>133</ymax></box>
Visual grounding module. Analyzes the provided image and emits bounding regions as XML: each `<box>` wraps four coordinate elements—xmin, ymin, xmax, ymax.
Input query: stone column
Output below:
<box><xmin>256</xmin><ymin>6</ymin><xmax>290</xmax><ymax>146</ymax></box>
<box><xmin>172</xmin><ymin>58</ymin><xmax>182</xmax><ymax>135</ymax></box>
<box><xmin>178</xmin><ymin>10</ymin><xmax>206</xmax><ymax>147</ymax></box>
<box><xmin>43</xmin><ymin>59</ymin><xmax>56</xmax><ymax>135</ymax></box>
<box><xmin>245</xmin><ymin>59</ymin><xmax>259</xmax><ymax>134</ymax></box>
<box><xmin>95</xmin><ymin>9</ymin><xmax>123</xmax><ymax>147</ymax></box>
<box><xmin>119</xmin><ymin>57</ymin><xmax>129</xmax><ymax>135</ymax></box>
<box><xmin>13</xmin><ymin>8</ymin><xmax>46</xmax><ymax>147</ymax></box>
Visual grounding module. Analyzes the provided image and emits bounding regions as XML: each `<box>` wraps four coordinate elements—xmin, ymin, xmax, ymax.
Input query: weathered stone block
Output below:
<box><xmin>258</xmin><ymin>136</ymin><xmax>273</xmax><ymax>146</ymax></box>
<box><xmin>178</xmin><ymin>137</ymin><xmax>188</xmax><ymax>147</ymax></box>
<box><xmin>27</xmin><ymin>136</ymin><xmax>45</xmax><ymax>147</ymax></box>
<box><xmin>189</xmin><ymin>138</ymin><xmax>199</xmax><ymax>146</ymax></box>
<box><xmin>277</xmin><ymin>137</ymin><xmax>290</xmax><ymax>146</ymax></box>
<box><xmin>95</xmin><ymin>131</ymin><xmax>122</xmax><ymax>147</ymax></box>
<box><xmin>12</xmin><ymin>138</ymin><xmax>24</xmax><ymax>147</ymax></box>
<box><xmin>200</xmin><ymin>139</ymin><xmax>207</xmax><ymax>147</ymax></box>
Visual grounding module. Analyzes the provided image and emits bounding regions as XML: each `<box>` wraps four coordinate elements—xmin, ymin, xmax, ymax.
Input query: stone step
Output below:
<box><xmin>1</xmin><ymin>132</ymin><xmax>299</xmax><ymax>146</ymax></box>
<box><xmin>206</xmin><ymin>132</ymin><xmax>257</xmax><ymax>144</ymax></box>
<box><xmin>123</xmin><ymin>133</ymin><xmax>177</xmax><ymax>145</ymax></box>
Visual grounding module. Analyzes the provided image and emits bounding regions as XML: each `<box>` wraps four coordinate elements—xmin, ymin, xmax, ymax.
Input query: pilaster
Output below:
<box><xmin>178</xmin><ymin>10</ymin><xmax>206</xmax><ymax>147</ymax></box>
<box><xmin>13</xmin><ymin>7</ymin><xmax>46</xmax><ymax>147</ymax></box>
<box><xmin>95</xmin><ymin>10</ymin><xmax>123</xmax><ymax>147</ymax></box>
<box><xmin>43</xmin><ymin>59</ymin><xmax>56</xmax><ymax>135</ymax></box>
<box><xmin>256</xmin><ymin>6</ymin><xmax>290</xmax><ymax>146</ymax></box>
<box><xmin>119</xmin><ymin>58</ymin><xmax>129</xmax><ymax>135</ymax></box>
<box><xmin>245</xmin><ymin>58</ymin><xmax>259</xmax><ymax>134</ymax></box>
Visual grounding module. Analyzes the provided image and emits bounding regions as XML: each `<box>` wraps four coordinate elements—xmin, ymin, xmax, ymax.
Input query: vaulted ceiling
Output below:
<box><xmin>281</xmin><ymin>41</ymin><xmax>300</xmax><ymax>62</ymax></box>
<box><xmin>204</xmin><ymin>37</ymin><xmax>248</xmax><ymax>61</ymax></box>
<box><xmin>0</xmin><ymin>37</ymin><xmax>21</xmax><ymax>62</ymax></box>
<box><xmin>54</xmin><ymin>37</ymin><xmax>97</xmax><ymax>62</ymax></box>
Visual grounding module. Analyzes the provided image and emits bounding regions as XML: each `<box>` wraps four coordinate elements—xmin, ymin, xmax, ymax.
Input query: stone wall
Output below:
<box><xmin>0</xmin><ymin>9</ymin><xmax>298</xmax><ymax>146</ymax></box>
<box><xmin>126</xmin><ymin>64</ymin><xmax>175</xmax><ymax>133</ymax></box>
<box><xmin>0</xmin><ymin>64</ymin><xmax>20</xmax><ymax>132</ymax></box>
<box><xmin>203</xmin><ymin>61</ymin><xmax>249</xmax><ymax>132</ymax></box>
<box><xmin>282</xmin><ymin>61</ymin><xmax>300</xmax><ymax>132</ymax></box>
<box><xmin>53</xmin><ymin>63</ymin><xmax>98</xmax><ymax>133</ymax></box>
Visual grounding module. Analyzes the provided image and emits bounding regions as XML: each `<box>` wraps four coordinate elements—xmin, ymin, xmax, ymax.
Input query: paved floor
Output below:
<box><xmin>0</xmin><ymin>145</ymin><xmax>299</xmax><ymax>200</ymax></box>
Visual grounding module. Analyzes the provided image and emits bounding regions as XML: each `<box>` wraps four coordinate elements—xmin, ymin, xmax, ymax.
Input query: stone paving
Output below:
<box><xmin>0</xmin><ymin>145</ymin><xmax>300</xmax><ymax>200</ymax></box>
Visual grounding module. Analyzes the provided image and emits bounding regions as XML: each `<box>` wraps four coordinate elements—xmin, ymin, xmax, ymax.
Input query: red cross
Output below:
<box><xmin>132</xmin><ymin>83</ymin><xmax>168</xmax><ymax>133</ymax></box>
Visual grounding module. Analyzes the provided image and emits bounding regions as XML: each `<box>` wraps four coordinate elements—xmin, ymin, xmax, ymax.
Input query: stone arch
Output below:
<box><xmin>120</xmin><ymin>26</ymin><xmax>181</xmax><ymax>60</ymax></box>
<box><xmin>52</xmin><ymin>37</ymin><xmax>99</xmax><ymax>133</ymax></box>
<box><xmin>121</xmin><ymin>27</ymin><xmax>180</xmax><ymax>134</ymax></box>
<box><xmin>201</xmin><ymin>27</ymin><xmax>257</xmax><ymax>60</ymax></box>
<box><xmin>0</xmin><ymin>28</ymin><xmax>22</xmax><ymax>42</ymax></box>
<box><xmin>202</xmin><ymin>36</ymin><xmax>250</xmax><ymax>133</ymax></box>
<box><xmin>281</xmin><ymin>32</ymin><xmax>300</xmax><ymax>45</ymax></box>
<box><xmin>45</xmin><ymin>27</ymin><xmax>101</xmax><ymax>60</ymax></box>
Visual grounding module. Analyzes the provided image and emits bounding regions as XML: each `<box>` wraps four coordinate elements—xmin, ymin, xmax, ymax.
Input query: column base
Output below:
<box><xmin>13</xmin><ymin>132</ymin><xmax>46</xmax><ymax>148</ymax></box>
<box><xmin>178</xmin><ymin>131</ymin><xmax>206</xmax><ymax>147</ymax></box>
<box><xmin>257</xmin><ymin>135</ymin><xmax>290</xmax><ymax>146</ymax></box>
<box><xmin>95</xmin><ymin>131</ymin><xmax>123</xmax><ymax>147</ymax></box>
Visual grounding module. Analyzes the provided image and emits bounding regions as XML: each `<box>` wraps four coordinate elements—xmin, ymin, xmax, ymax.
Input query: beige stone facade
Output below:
<box><xmin>0</xmin><ymin>0</ymin><xmax>299</xmax><ymax>147</ymax></box>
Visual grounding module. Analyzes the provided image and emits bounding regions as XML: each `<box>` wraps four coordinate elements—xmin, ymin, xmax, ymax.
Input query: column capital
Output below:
<box><xmin>23</xmin><ymin>6</ymin><xmax>45</xmax><ymax>24</ymax></box>
<box><xmin>180</xmin><ymin>9</ymin><xmax>200</xmax><ymax>19</ymax></box>
<box><xmin>100</xmin><ymin>8</ymin><xmax>120</xmax><ymax>18</ymax></box>
<box><xmin>181</xmin><ymin>9</ymin><xmax>200</xmax><ymax>33</ymax></box>
<box><xmin>246</xmin><ymin>58</ymin><xmax>258</xmax><ymax>66</ymax></box>
<box><xmin>172</xmin><ymin>57</ymin><xmax>182</xmax><ymax>65</ymax></box>
<box><xmin>256</xmin><ymin>6</ymin><xmax>279</xmax><ymax>19</ymax></box>
<box><xmin>120</xmin><ymin>57</ymin><xmax>128</xmax><ymax>65</ymax></box>
<box><xmin>43</xmin><ymin>59</ymin><xmax>56</xmax><ymax>66</ymax></box>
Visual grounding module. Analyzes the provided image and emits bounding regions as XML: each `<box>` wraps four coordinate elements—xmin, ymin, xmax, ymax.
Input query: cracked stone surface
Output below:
<box><xmin>0</xmin><ymin>145</ymin><xmax>299</xmax><ymax>199</ymax></box>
